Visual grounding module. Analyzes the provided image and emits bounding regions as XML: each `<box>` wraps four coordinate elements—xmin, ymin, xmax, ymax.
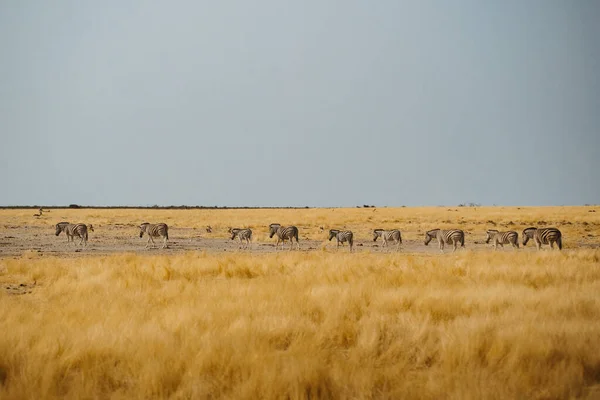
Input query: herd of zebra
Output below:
<box><xmin>54</xmin><ymin>221</ymin><xmax>564</xmax><ymax>252</ymax></box>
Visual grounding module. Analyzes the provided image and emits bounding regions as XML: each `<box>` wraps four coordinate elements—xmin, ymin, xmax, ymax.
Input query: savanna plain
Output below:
<box><xmin>1</xmin><ymin>206</ymin><xmax>600</xmax><ymax>399</ymax></box>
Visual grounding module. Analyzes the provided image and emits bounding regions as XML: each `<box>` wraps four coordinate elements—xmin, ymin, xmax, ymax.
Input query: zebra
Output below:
<box><xmin>372</xmin><ymin>229</ymin><xmax>402</xmax><ymax>250</ymax></box>
<box><xmin>139</xmin><ymin>222</ymin><xmax>169</xmax><ymax>249</ymax></box>
<box><xmin>269</xmin><ymin>223</ymin><xmax>300</xmax><ymax>250</ymax></box>
<box><xmin>485</xmin><ymin>229</ymin><xmax>519</xmax><ymax>250</ymax></box>
<box><xmin>229</xmin><ymin>228</ymin><xmax>252</xmax><ymax>249</ymax></box>
<box><xmin>55</xmin><ymin>222</ymin><xmax>94</xmax><ymax>246</ymax></box>
<box><xmin>522</xmin><ymin>227</ymin><xmax>562</xmax><ymax>250</ymax></box>
<box><xmin>328</xmin><ymin>229</ymin><xmax>354</xmax><ymax>252</ymax></box>
<box><xmin>424</xmin><ymin>229</ymin><xmax>465</xmax><ymax>252</ymax></box>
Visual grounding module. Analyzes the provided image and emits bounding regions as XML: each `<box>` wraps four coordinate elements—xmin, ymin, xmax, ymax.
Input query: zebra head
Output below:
<box><xmin>139</xmin><ymin>223</ymin><xmax>150</xmax><ymax>238</ymax></box>
<box><xmin>328</xmin><ymin>229</ymin><xmax>340</xmax><ymax>241</ymax></box>
<box><xmin>230</xmin><ymin>228</ymin><xmax>240</xmax><ymax>240</ymax></box>
<box><xmin>88</xmin><ymin>224</ymin><xmax>94</xmax><ymax>232</ymax></box>
<box><xmin>485</xmin><ymin>229</ymin><xmax>498</xmax><ymax>244</ymax></box>
<box><xmin>522</xmin><ymin>227</ymin><xmax>536</xmax><ymax>246</ymax></box>
<box><xmin>424</xmin><ymin>229</ymin><xmax>439</xmax><ymax>246</ymax></box>
<box><xmin>269</xmin><ymin>223</ymin><xmax>281</xmax><ymax>238</ymax></box>
<box><xmin>373</xmin><ymin>229</ymin><xmax>384</xmax><ymax>242</ymax></box>
<box><xmin>55</xmin><ymin>222</ymin><xmax>69</xmax><ymax>236</ymax></box>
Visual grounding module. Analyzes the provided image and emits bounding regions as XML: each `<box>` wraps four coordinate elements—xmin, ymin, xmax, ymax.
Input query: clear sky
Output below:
<box><xmin>1</xmin><ymin>1</ymin><xmax>598</xmax><ymax>207</ymax></box>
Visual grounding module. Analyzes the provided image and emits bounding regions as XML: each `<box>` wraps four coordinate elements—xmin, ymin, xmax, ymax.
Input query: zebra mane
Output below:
<box><xmin>373</xmin><ymin>229</ymin><xmax>384</xmax><ymax>233</ymax></box>
<box><xmin>56</xmin><ymin>221</ymin><xmax>70</xmax><ymax>227</ymax></box>
<box><xmin>523</xmin><ymin>227</ymin><xmax>537</xmax><ymax>233</ymax></box>
<box><xmin>486</xmin><ymin>229</ymin><xmax>499</xmax><ymax>233</ymax></box>
<box><xmin>426</xmin><ymin>228</ymin><xmax>440</xmax><ymax>234</ymax></box>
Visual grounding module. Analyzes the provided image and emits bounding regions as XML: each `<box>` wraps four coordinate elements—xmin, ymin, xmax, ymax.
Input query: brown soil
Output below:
<box><xmin>0</xmin><ymin>225</ymin><xmax>575</xmax><ymax>259</ymax></box>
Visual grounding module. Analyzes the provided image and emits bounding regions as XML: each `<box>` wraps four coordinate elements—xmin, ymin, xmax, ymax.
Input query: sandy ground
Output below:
<box><xmin>0</xmin><ymin>224</ymin><xmax>585</xmax><ymax>259</ymax></box>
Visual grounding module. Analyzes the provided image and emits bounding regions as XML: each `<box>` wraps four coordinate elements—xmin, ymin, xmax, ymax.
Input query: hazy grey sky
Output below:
<box><xmin>1</xmin><ymin>1</ymin><xmax>598</xmax><ymax>207</ymax></box>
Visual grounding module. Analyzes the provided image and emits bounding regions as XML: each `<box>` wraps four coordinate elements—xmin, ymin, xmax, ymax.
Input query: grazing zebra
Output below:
<box><xmin>139</xmin><ymin>222</ymin><xmax>169</xmax><ymax>249</ymax></box>
<box><xmin>229</xmin><ymin>228</ymin><xmax>252</xmax><ymax>249</ymax></box>
<box><xmin>372</xmin><ymin>229</ymin><xmax>402</xmax><ymax>250</ymax></box>
<box><xmin>424</xmin><ymin>229</ymin><xmax>465</xmax><ymax>252</ymax></box>
<box><xmin>522</xmin><ymin>227</ymin><xmax>562</xmax><ymax>250</ymax></box>
<box><xmin>485</xmin><ymin>229</ymin><xmax>519</xmax><ymax>250</ymax></box>
<box><xmin>328</xmin><ymin>229</ymin><xmax>354</xmax><ymax>252</ymax></box>
<box><xmin>269</xmin><ymin>223</ymin><xmax>300</xmax><ymax>250</ymax></box>
<box><xmin>55</xmin><ymin>222</ymin><xmax>94</xmax><ymax>246</ymax></box>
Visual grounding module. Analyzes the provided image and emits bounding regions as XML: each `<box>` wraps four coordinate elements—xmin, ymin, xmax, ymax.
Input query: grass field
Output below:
<box><xmin>1</xmin><ymin>207</ymin><xmax>600</xmax><ymax>399</ymax></box>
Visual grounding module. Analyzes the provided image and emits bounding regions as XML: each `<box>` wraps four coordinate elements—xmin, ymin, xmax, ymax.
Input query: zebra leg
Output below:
<box><xmin>453</xmin><ymin>240</ymin><xmax>458</xmax><ymax>252</ymax></box>
<box><xmin>162</xmin><ymin>236</ymin><xmax>168</xmax><ymax>249</ymax></box>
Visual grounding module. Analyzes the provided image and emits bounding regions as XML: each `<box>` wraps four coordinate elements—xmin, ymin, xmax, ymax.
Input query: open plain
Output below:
<box><xmin>1</xmin><ymin>206</ymin><xmax>600</xmax><ymax>399</ymax></box>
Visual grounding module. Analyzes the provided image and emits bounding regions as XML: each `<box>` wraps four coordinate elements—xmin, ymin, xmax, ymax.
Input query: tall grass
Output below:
<box><xmin>2</xmin><ymin>249</ymin><xmax>600</xmax><ymax>399</ymax></box>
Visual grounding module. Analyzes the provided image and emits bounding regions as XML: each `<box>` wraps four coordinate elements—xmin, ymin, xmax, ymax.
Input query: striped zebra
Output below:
<box><xmin>373</xmin><ymin>229</ymin><xmax>402</xmax><ymax>250</ymax></box>
<box><xmin>424</xmin><ymin>229</ymin><xmax>465</xmax><ymax>252</ymax></box>
<box><xmin>522</xmin><ymin>227</ymin><xmax>562</xmax><ymax>250</ymax></box>
<box><xmin>229</xmin><ymin>228</ymin><xmax>252</xmax><ymax>249</ymax></box>
<box><xmin>269</xmin><ymin>223</ymin><xmax>300</xmax><ymax>250</ymax></box>
<box><xmin>485</xmin><ymin>229</ymin><xmax>519</xmax><ymax>250</ymax></box>
<box><xmin>328</xmin><ymin>229</ymin><xmax>354</xmax><ymax>252</ymax></box>
<box><xmin>139</xmin><ymin>222</ymin><xmax>169</xmax><ymax>249</ymax></box>
<box><xmin>55</xmin><ymin>222</ymin><xmax>94</xmax><ymax>246</ymax></box>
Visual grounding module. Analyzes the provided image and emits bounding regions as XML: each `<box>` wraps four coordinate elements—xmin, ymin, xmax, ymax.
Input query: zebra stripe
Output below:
<box><xmin>424</xmin><ymin>229</ymin><xmax>465</xmax><ymax>252</ymax></box>
<box><xmin>328</xmin><ymin>229</ymin><xmax>354</xmax><ymax>252</ymax></box>
<box><xmin>373</xmin><ymin>229</ymin><xmax>402</xmax><ymax>250</ymax></box>
<box><xmin>485</xmin><ymin>229</ymin><xmax>519</xmax><ymax>250</ymax></box>
<box><xmin>55</xmin><ymin>222</ymin><xmax>93</xmax><ymax>246</ymax></box>
<box><xmin>269</xmin><ymin>223</ymin><xmax>300</xmax><ymax>250</ymax></box>
<box><xmin>522</xmin><ymin>227</ymin><xmax>562</xmax><ymax>250</ymax></box>
<box><xmin>139</xmin><ymin>222</ymin><xmax>169</xmax><ymax>249</ymax></box>
<box><xmin>229</xmin><ymin>228</ymin><xmax>252</xmax><ymax>249</ymax></box>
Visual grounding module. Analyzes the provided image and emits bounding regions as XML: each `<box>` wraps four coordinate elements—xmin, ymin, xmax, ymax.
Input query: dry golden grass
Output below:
<box><xmin>1</xmin><ymin>207</ymin><xmax>600</xmax><ymax>399</ymax></box>
<box><xmin>3</xmin><ymin>205</ymin><xmax>598</xmax><ymax>244</ymax></box>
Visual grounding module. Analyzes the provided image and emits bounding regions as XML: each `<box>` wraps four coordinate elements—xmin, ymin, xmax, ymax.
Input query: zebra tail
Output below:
<box><xmin>557</xmin><ymin>236</ymin><xmax>562</xmax><ymax>250</ymax></box>
<box><xmin>461</xmin><ymin>236</ymin><xmax>465</xmax><ymax>247</ymax></box>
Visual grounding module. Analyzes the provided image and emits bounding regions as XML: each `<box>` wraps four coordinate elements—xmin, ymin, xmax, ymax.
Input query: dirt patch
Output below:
<box><xmin>0</xmin><ymin>225</ymin><xmax>594</xmax><ymax>259</ymax></box>
<box><xmin>2</xmin><ymin>281</ymin><xmax>36</xmax><ymax>296</ymax></box>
